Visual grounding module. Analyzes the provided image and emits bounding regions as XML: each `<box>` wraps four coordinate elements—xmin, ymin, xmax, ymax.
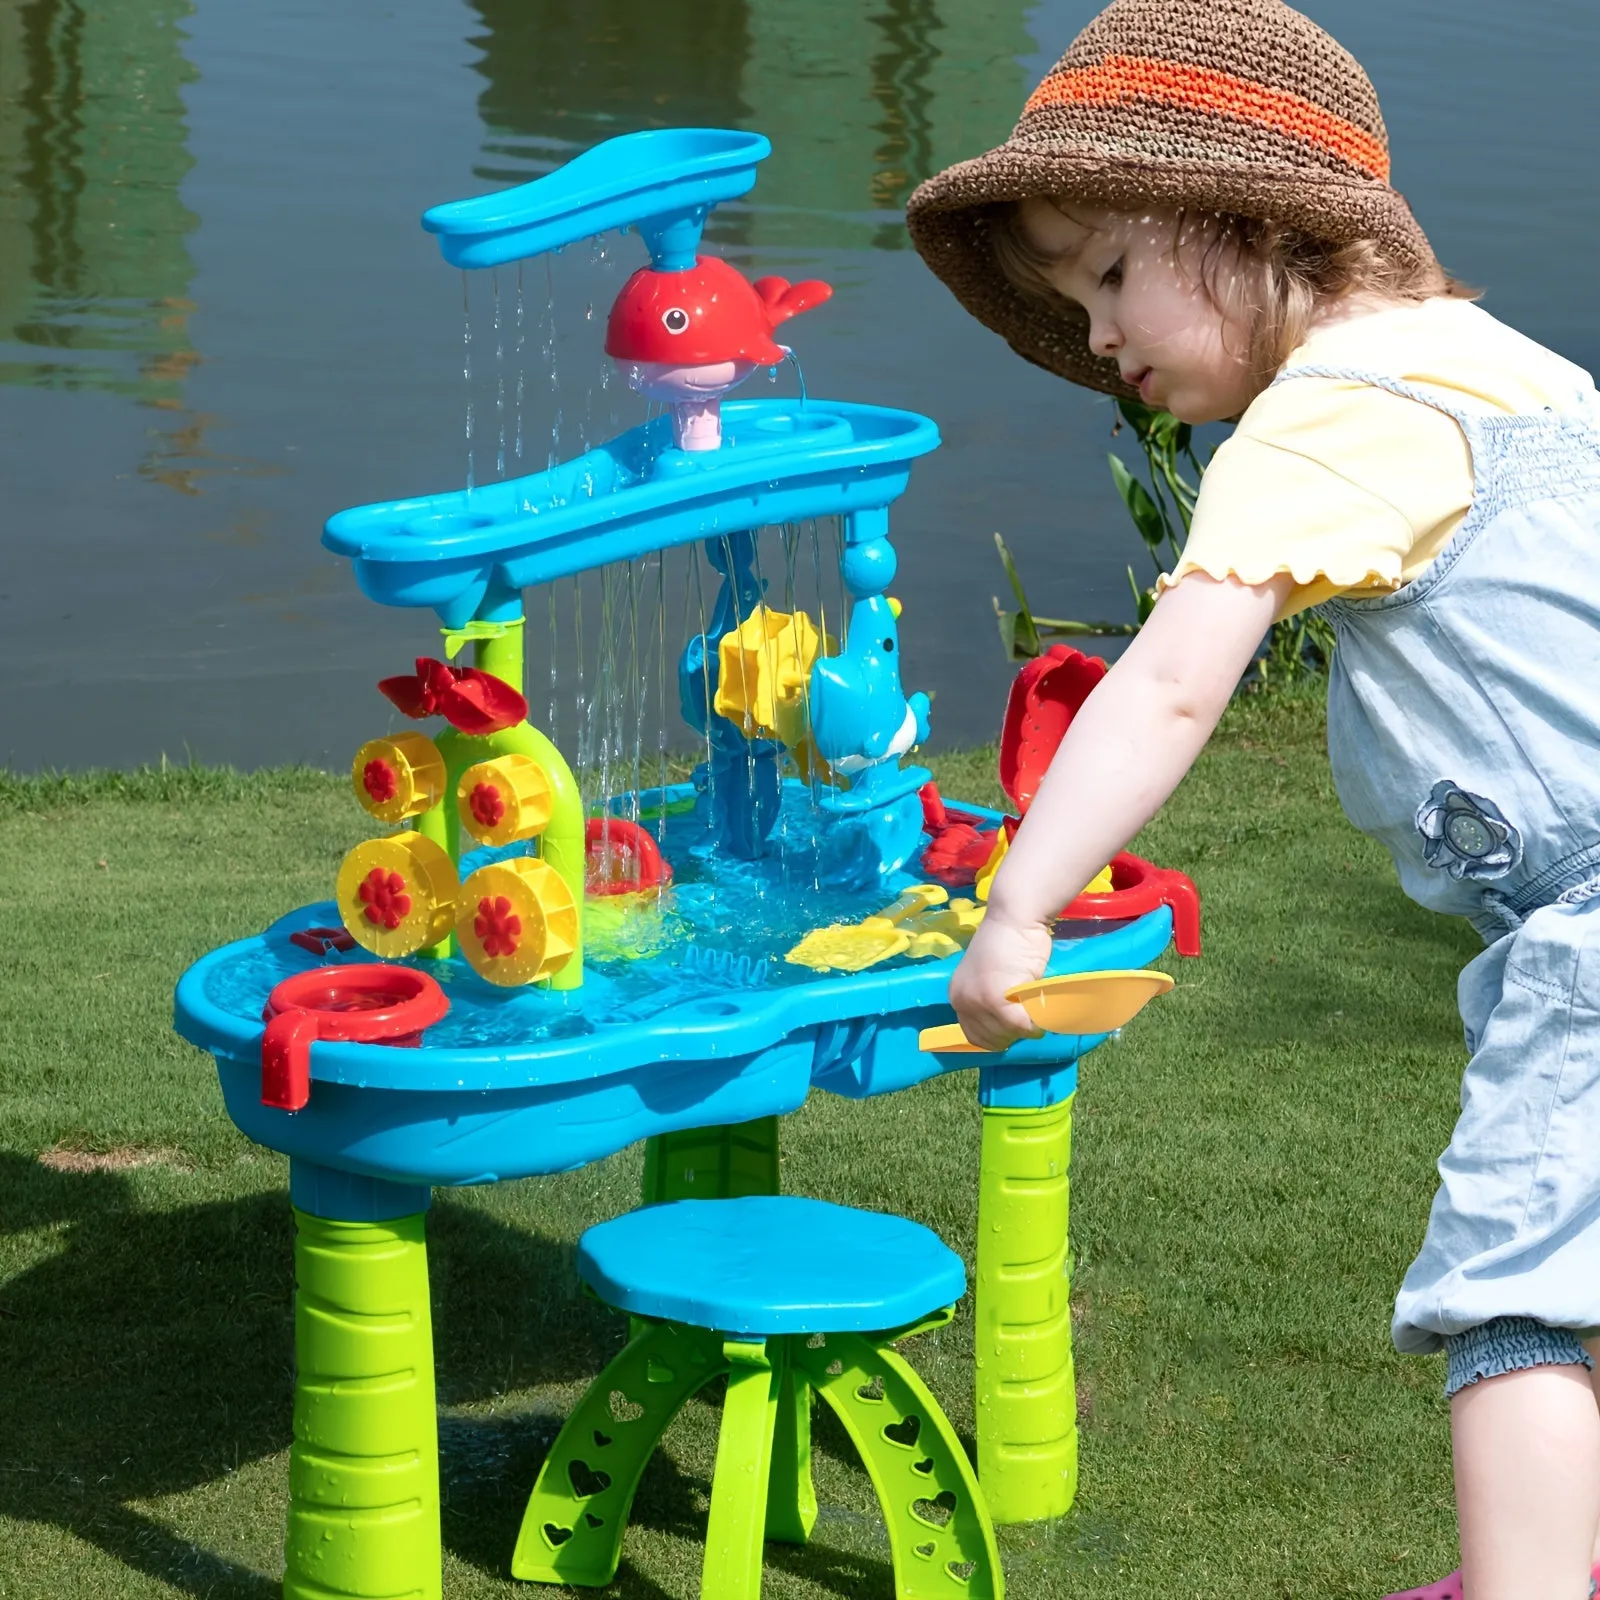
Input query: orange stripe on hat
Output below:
<box><xmin>1025</xmin><ymin>53</ymin><xmax>1390</xmax><ymax>183</ymax></box>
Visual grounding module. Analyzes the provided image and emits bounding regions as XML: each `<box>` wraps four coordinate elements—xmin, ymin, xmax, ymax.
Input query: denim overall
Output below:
<box><xmin>1276</xmin><ymin>347</ymin><xmax>1600</xmax><ymax>1394</ymax></box>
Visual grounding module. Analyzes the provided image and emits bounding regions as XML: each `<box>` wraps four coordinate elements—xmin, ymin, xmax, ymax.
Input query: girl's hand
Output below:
<box><xmin>949</xmin><ymin>910</ymin><xmax>1053</xmax><ymax>1053</ymax></box>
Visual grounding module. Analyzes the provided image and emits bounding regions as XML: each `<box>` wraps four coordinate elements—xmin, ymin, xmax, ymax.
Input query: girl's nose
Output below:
<box><xmin>1086</xmin><ymin>314</ymin><xmax>1122</xmax><ymax>358</ymax></box>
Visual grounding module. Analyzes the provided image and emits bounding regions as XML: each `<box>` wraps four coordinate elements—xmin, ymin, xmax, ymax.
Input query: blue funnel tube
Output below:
<box><xmin>421</xmin><ymin>128</ymin><xmax>771</xmax><ymax>270</ymax></box>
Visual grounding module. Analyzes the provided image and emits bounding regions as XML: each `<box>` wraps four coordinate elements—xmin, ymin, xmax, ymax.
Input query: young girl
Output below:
<box><xmin>906</xmin><ymin>3</ymin><xmax>1600</xmax><ymax>1597</ymax></box>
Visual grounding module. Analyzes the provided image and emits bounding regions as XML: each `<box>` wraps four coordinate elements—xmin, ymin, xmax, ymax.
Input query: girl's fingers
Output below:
<box><xmin>953</xmin><ymin>996</ymin><xmax>1042</xmax><ymax>1053</ymax></box>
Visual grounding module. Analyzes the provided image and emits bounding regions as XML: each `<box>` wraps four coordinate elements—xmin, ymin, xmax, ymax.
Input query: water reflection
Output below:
<box><xmin>466</xmin><ymin>0</ymin><xmax>1029</xmax><ymax>250</ymax></box>
<box><xmin>0</xmin><ymin>0</ymin><xmax>200</xmax><ymax>405</ymax></box>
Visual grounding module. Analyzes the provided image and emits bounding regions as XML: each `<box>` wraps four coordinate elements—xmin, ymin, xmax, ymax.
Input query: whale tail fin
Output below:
<box><xmin>753</xmin><ymin>276</ymin><xmax>833</xmax><ymax>326</ymax></box>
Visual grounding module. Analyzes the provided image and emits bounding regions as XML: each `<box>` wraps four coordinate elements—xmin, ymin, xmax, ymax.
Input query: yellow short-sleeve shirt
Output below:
<box><xmin>1162</xmin><ymin>299</ymin><xmax>1590</xmax><ymax>619</ymax></box>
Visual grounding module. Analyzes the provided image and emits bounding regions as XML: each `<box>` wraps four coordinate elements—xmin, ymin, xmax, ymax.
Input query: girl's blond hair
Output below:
<box><xmin>991</xmin><ymin>200</ymin><xmax>1478</xmax><ymax>392</ymax></box>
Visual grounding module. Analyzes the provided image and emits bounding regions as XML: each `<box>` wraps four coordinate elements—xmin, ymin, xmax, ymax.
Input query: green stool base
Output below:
<box><xmin>512</xmin><ymin>1311</ymin><xmax>1001</xmax><ymax>1599</ymax></box>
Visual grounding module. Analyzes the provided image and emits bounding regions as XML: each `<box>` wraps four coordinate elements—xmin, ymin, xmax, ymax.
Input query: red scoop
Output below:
<box><xmin>999</xmin><ymin>645</ymin><xmax>1107</xmax><ymax>813</ymax></box>
<box><xmin>260</xmin><ymin>964</ymin><xmax>449</xmax><ymax>1112</ymax></box>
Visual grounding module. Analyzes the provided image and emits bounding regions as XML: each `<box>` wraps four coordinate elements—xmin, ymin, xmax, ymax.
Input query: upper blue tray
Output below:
<box><xmin>422</xmin><ymin>128</ymin><xmax>771</xmax><ymax>271</ymax></box>
<box><xmin>322</xmin><ymin>399</ymin><xmax>941</xmax><ymax>624</ymax></box>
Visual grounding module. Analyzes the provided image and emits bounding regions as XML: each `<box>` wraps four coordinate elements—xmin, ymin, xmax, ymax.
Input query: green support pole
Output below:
<box><xmin>975</xmin><ymin>1096</ymin><xmax>1077</xmax><ymax>1524</ymax></box>
<box><xmin>285</xmin><ymin>1210</ymin><xmax>440</xmax><ymax>1600</ymax></box>
<box><xmin>640</xmin><ymin>1115</ymin><xmax>782</xmax><ymax>1204</ymax></box>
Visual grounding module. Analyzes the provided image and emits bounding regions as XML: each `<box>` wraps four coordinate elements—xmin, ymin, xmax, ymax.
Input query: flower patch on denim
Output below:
<box><xmin>1415</xmin><ymin>781</ymin><xmax>1523</xmax><ymax>881</ymax></box>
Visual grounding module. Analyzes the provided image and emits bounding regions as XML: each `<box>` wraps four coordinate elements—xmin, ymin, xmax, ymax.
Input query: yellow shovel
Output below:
<box><xmin>917</xmin><ymin>969</ymin><xmax>1174</xmax><ymax>1054</ymax></box>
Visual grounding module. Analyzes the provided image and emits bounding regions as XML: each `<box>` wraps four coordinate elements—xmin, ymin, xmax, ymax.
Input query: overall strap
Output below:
<box><xmin>1270</xmin><ymin>363</ymin><xmax>1484</xmax><ymax>433</ymax></box>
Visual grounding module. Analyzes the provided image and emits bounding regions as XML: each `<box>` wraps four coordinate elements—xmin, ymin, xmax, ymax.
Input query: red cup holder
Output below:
<box><xmin>259</xmin><ymin>964</ymin><xmax>449</xmax><ymax>1112</ymax></box>
<box><xmin>584</xmin><ymin>816</ymin><xmax>672</xmax><ymax>896</ymax></box>
<box><xmin>1055</xmin><ymin>851</ymin><xmax>1201</xmax><ymax>956</ymax></box>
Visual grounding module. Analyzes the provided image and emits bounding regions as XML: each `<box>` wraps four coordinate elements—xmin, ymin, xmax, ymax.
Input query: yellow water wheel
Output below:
<box><xmin>457</xmin><ymin>856</ymin><xmax>578</xmax><ymax>987</ymax></box>
<box><xmin>457</xmin><ymin>754</ymin><xmax>554</xmax><ymax>848</ymax></box>
<box><xmin>336</xmin><ymin>832</ymin><xmax>459</xmax><ymax>957</ymax></box>
<box><xmin>351</xmin><ymin>733</ymin><xmax>447</xmax><ymax>824</ymax></box>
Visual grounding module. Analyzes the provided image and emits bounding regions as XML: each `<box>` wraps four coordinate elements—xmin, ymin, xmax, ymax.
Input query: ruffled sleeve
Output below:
<box><xmin>1156</xmin><ymin>376</ymin><xmax>1473</xmax><ymax>621</ymax></box>
<box><xmin>1159</xmin><ymin>434</ymin><xmax>1409</xmax><ymax>618</ymax></box>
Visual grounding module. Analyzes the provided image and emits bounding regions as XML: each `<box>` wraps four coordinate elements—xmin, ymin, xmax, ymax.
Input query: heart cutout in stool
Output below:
<box><xmin>646</xmin><ymin>1359</ymin><xmax>674</xmax><ymax>1384</ymax></box>
<box><xmin>568</xmin><ymin>1459</ymin><xmax>612</xmax><ymax>1498</ymax></box>
<box><xmin>912</xmin><ymin>1456</ymin><xmax>934</xmax><ymax>1476</ymax></box>
<box><xmin>948</xmin><ymin>1559</ymin><xmax>977</xmax><ymax>1582</ymax></box>
<box><xmin>912</xmin><ymin>1490</ymin><xmax>957</xmax><ymax>1528</ymax></box>
<box><xmin>543</xmin><ymin>1523</ymin><xmax>573</xmax><ymax>1548</ymax></box>
<box><xmin>592</xmin><ymin>1429</ymin><xmax>613</xmax><ymax>1449</ymax></box>
<box><xmin>584</xmin><ymin>1513</ymin><xmax>604</xmax><ymax>1530</ymax></box>
<box><xmin>914</xmin><ymin>1541</ymin><xmax>937</xmax><ymax>1559</ymax></box>
<box><xmin>609</xmin><ymin>1389</ymin><xmax>644</xmax><ymax>1422</ymax></box>
<box><xmin>856</xmin><ymin>1374</ymin><xmax>885</xmax><ymax>1402</ymax></box>
<box><xmin>883</xmin><ymin>1413</ymin><xmax>921</xmax><ymax>1448</ymax></box>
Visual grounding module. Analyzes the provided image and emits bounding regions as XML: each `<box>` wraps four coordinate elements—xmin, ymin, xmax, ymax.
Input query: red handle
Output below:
<box><xmin>261</xmin><ymin>1010</ymin><xmax>320</xmax><ymax>1111</ymax></box>
<box><xmin>1057</xmin><ymin>852</ymin><xmax>1202</xmax><ymax>957</ymax></box>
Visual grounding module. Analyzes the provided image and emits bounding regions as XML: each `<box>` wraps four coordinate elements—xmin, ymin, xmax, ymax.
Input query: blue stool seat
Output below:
<box><xmin>577</xmin><ymin>1196</ymin><xmax>966</xmax><ymax>1334</ymax></box>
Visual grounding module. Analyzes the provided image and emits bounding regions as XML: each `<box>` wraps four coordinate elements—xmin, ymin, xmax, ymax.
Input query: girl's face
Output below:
<box><xmin>1016</xmin><ymin>197</ymin><xmax>1259</xmax><ymax>424</ymax></box>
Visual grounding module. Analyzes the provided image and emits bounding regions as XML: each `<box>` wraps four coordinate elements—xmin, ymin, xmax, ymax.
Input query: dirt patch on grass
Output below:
<box><xmin>37</xmin><ymin>1145</ymin><xmax>189</xmax><ymax>1174</ymax></box>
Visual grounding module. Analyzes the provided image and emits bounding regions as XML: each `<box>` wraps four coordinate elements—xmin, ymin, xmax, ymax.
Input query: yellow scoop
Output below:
<box><xmin>918</xmin><ymin>969</ymin><xmax>1174</xmax><ymax>1054</ymax></box>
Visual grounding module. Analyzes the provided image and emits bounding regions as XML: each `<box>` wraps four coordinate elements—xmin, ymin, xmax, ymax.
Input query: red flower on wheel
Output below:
<box><xmin>358</xmin><ymin>868</ymin><xmax>412</xmax><ymax>930</ymax></box>
<box><xmin>363</xmin><ymin>758</ymin><xmax>399</xmax><ymax>803</ymax></box>
<box><xmin>470</xmin><ymin>782</ymin><xmax>506</xmax><ymax>830</ymax></box>
<box><xmin>475</xmin><ymin>895</ymin><xmax>522</xmax><ymax>958</ymax></box>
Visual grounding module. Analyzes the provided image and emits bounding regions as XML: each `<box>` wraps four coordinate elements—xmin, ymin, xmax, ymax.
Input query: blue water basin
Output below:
<box><xmin>175</xmin><ymin>787</ymin><xmax>1175</xmax><ymax>1184</ymax></box>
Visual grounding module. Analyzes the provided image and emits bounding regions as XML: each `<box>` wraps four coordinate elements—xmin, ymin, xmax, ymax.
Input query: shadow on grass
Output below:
<box><xmin>436</xmin><ymin>1357</ymin><xmax>902</xmax><ymax>1598</ymax></box>
<box><xmin>0</xmin><ymin>1152</ymin><xmax>620</xmax><ymax>1597</ymax></box>
<box><xmin>1</xmin><ymin>1152</ymin><xmax>906</xmax><ymax>1598</ymax></box>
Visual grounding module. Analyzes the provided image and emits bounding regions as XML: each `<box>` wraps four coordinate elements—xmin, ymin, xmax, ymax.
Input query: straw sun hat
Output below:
<box><xmin>905</xmin><ymin>0</ymin><xmax>1438</xmax><ymax>398</ymax></box>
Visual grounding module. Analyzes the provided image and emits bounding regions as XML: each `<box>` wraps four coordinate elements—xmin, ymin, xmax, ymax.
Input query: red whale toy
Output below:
<box><xmin>605</xmin><ymin>255</ymin><xmax>831</xmax><ymax>450</ymax></box>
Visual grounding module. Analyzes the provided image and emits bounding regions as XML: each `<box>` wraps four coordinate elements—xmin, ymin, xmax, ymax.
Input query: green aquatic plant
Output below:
<box><xmin>994</xmin><ymin>399</ymin><xmax>1334</xmax><ymax>685</ymax></box>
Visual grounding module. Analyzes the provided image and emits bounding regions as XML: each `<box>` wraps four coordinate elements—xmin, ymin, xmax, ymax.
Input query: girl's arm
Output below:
<box><xmin>949</xmin><ymin>571</ymin><xmax>1293</xmax><ymax>1051</ymax></box>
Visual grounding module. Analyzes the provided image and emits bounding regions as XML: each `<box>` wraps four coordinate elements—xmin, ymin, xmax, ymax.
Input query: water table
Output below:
<box><xmin>173</xmin><ymin>127</ymin><xmax>1200</xmax><ymax>1598</ymax></box>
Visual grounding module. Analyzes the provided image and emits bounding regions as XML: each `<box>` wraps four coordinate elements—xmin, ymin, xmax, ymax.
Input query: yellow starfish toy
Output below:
<box><xmin>784</xmin><ymin>884</ymin><xmax>985</xmax><ymax>973</ymax></box>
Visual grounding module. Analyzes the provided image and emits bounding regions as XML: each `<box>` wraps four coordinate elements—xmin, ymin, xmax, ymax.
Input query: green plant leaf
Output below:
<box><xmin>992</xmin><ymin>534</ymin><xmax>1043</xmax><ymax>661</ymax></box>
<box><xmin>1116</xmin><ymin>397</ymin><xmax>1160</xmax><ymax>436</ymax></box>
<box><xmin>1108</xmin><ymin>453</ymin><xmax>1168</xmax><ymax>549</ymax></box>
<box><xmin>1126</xmin><ymin>564</ymin><xmax>1158</xmax><ymax>622</ymax></box>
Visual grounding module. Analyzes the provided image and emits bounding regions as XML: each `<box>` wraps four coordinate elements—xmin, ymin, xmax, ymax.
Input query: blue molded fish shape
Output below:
<box><xmin>809</xmin><ymin>595</ymin><xmax>931</xmax><ymax>788</ymax></box>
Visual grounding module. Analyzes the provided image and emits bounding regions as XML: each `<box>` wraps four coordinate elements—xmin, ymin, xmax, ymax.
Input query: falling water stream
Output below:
<box><xmin>450</xmin><ymin>250</ymin><xmax>850</xmax><ymax>947</ymax></box>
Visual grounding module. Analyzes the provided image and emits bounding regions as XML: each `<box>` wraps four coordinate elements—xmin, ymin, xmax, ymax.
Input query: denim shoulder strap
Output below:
<box><xmin>1269</xmin><ymin>363</ymin><xmax>1485</xmax><ymax>437</ymax></box>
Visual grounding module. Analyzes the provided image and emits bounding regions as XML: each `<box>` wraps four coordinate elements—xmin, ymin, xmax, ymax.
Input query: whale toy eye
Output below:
<box><xmin>661</xmin><ymin>307</ymin><xmax>690</xmax><ymax>334</ymax></box>
<box><xmin>882</xmin><ymin>637</ymin><xmax>895</xmax><ymax>652</ymax></box>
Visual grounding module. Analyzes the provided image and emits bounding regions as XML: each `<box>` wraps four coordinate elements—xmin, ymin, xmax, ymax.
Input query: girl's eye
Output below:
<box><xmin>1099</xmin><ymin>258</ymin><xmax>1124</xmax><ymax>289</ymax></box>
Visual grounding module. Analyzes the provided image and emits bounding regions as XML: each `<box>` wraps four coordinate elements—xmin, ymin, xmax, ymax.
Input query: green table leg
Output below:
<box><xmin>640</xmin><ymin>1114</ymin><xmax>781</xmax><ymax>1203</ymax></box>
<box><xmin>640</xmin><ymin>1113</ymin><xmax>818</xmax><ymax>1544</ymax></box>
<box><xmin>286</xmin><ymin>1209</ymin><xmax>440</xmax><ymax>1600</ymax></box>
<box><xmin>975</xmin><ymin>1096</ymin><xmax>1077</xmax><ymax>1524</ymax></box>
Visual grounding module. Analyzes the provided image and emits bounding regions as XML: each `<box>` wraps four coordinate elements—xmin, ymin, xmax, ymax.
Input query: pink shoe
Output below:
<box><xmin>1384</xmin><ymin>1564</ymin><xmax>1600</xmax><ymax>1599</ymax></box>
<box><xmin>1382</xmin><ymin>1574</ymin><xmax>1462</xmax><ymax>1600</ymax></box>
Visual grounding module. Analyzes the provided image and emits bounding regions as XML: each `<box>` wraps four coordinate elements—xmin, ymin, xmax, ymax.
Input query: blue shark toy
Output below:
<box><xmin>806</xmin><ymin>593</ymin><xmax>932</xmax><ymax>885</ymax></box>
<box><xmin>810</xmin><ymin>595</ymin><xmax>931</xmax><ymax>790</ymax></box>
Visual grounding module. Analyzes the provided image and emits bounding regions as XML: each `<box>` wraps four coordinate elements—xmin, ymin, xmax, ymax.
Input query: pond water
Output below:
<box><xmin>2</xmin><ymin>0</ymin><xmax>1595</xmax><ymax>771</ymax></box>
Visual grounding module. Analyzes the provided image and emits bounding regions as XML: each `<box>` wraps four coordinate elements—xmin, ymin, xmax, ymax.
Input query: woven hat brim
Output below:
<box><xmin>906</xmin><ymin>143</ymin><xmax>1439</xmax><ymax>398</ymax></box>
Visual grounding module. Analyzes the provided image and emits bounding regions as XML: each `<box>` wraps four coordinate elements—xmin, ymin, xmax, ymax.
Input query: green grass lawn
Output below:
<box><xmin>0</xmin><ymin>696</ymin><xmax>1477</xmax><ymax>1599</ymax></box>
